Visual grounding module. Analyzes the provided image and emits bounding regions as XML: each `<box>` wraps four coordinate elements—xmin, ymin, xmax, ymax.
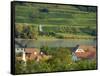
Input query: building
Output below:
<box><xmin>73</xmin><ymin>45</ymin><xmax>96</xmax><ymax>59</ymax></box>
<box><xmin>15</xmin><ymin>48</ymin><xmax>24</xmax><ymax>53</ymax></box>
<box><xmin>25</xmin><ymin>48</ymin><xmax>40</xmax><ymax>61</ymax></box>
<box><xmin>16</xmin><ymin>48</ymin><xmax>52</xmax><ymax>62</ymax></box>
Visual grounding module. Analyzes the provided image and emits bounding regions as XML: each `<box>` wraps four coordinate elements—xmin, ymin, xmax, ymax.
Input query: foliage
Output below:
<box><xmin>15</xmin><ymin>24</ymin><xmax>38</xmax><ymax>39</ymax></box>
<box><xmin>43</xmin><ymin>26</ymin><xmax>96</xmax><ymax>36</ymax></box>
<box><xmin>39</xmin><ymin>8</ymin><xmax>49</xmax><ymax>13</ymax></box>
<box><xmin>74</xmin><ymin>6</ymin><xmax>97</xmax><ymax>12</ymax></box>
<box><xmin>15</xmin><ymin>47</ymin><xmax>97</xmax><ymax>74</ymax></box>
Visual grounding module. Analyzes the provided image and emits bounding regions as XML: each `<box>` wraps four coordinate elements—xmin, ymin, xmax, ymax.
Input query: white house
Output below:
<box><xmin>15</xmin><ymin>48</ymin><xmax>24</xmax><ymax>53</ymax></box>
<box><xmin>15</xmin><ymin>48</ymin><xmax>27</xmax><ymax>64</ymax></box>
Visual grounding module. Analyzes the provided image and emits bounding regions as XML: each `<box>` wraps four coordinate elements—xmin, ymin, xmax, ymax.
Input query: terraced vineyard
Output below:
<box><xmin>15</xmin><ymin>2</ymin><xmax>97</xmax><ymax>40</ymax></box>
<box><xmin>15</xmin><ymin>3</ymin><xmax>96</xmax><ymax>26</ymax></box>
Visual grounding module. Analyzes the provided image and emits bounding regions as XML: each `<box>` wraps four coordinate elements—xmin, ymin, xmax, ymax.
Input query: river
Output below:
<box><xmin>15</xmin><ymin>39</ymin><xmax>96</xmax><ymax>48</ymax></box>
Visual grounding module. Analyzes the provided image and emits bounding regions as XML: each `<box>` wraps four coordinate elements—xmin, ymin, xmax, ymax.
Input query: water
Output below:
<box><xmin>15</xmin><ymin>39</ymin><xmax>96</xmax><ymax>48</ymax></box>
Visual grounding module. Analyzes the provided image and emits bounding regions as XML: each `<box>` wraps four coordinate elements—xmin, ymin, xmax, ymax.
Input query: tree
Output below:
<box><xmin>15</xmin><ymin>24</ymin><xmax>24</xmax><ymax>38</ymax></box>
<box><xmin>39</xmin><ymin>8</ymin><xmax>49</xmax><ymax>13</ymax></box>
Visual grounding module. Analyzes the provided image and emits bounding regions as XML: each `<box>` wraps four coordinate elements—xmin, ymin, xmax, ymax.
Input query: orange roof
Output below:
<box><xmin>75</xmin><ymin>45</ymin><xmax>96</xmax><ymax>59</ymax></box>
<box><xmin>77</xmin><ymin>45</ymin><xmax>96</xmax><ymax>52</ymax></box>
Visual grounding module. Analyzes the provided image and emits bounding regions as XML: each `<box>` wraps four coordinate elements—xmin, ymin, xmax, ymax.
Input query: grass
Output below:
<box><xmin>37</xmin><ymin>33</ymin><xmax>95</xmax><ymax>40</ymax></box>
<box><xmin>56</xmin><ymin>33</ymin><xmax>96</xmax><ymax>39</ymax></box>
<box><xmin>38</xmin><ymin>35</ymin><xmax>56</xmax><ymax>40</ymax></box>
<box><xmin>15</xmin><ymin>23</ymin><xmax>96</xmax><ymax>39</ymax></box>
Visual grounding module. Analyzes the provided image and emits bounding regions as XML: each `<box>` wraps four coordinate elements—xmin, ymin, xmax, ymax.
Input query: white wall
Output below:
<box><xmin>0</xmin><ymin>0</ymin><xmax>99</xmax><ymax>76</ymax></box>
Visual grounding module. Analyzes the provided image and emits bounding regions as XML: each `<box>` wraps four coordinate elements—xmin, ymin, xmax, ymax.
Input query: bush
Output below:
<box><xmin>15</xmin><ymin>47</ymin><xmax>97</xmax><ymax>74</ymax></box>
<box><xmin>15</xmin><ymin>24</ymin><xmax>38</xmax><ymax>39</ymax></box>
<box><xmin>39</xmin><ymin>8</ymin><xmax>49</xmax><ymax>13</ymax></box>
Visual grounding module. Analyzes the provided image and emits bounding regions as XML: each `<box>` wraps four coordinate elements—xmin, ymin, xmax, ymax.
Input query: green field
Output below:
<box><xmin>15</xmin><ymin>3</ymin><xmax>96</xmax><ymax>26</ymax></box>
<box><xmin>15</xmin><ymin>2</ymin><xmax>97</xmax><ymax>39</ymax></box>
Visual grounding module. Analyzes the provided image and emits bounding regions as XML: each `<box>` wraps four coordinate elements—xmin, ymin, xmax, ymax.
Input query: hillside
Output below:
<box><xmin>15</xmin><ymin>2</ymin><xmax>97</xmax><ymax>26</ymax></box>
<box><xmin>15</xmin><ymin>2</ymin><xmax>97</xmax><ymax>39</ymax></box>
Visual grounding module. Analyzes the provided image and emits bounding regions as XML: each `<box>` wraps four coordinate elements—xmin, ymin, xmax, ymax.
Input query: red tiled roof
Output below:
<box><xmin>75</xmin><ymin>45</ymin><xmax>96</xmax><ymax>59</ymax></box>
<box><xmin>25</xmin><ymin>48</ymin><xmax>40</xmax><ymax>53</ymax></box>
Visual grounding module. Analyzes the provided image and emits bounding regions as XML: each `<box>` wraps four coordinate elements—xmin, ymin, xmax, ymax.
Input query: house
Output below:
<box><xmin>15</xmin><ymin>48</ymin><xmax>24</xmax><ymax>53</ymax></box>
<box><xmin>73</xmin><ymin>45</ymin><xmax>96</xmax><ymax>59</ymax></box>
<box><xmin>25</xmin><ymin>48</ymin><xmax>40</xmax><ymax>61</ymax></box>
<box><xmin>16</xmin><ymin>48</ymin><xmax>52</xmax><ymax>62</ymax></box>
<box><xmin>16</xmin><ymin>48</ymin><xmax>25</xmax><ymax>61</ymax></box>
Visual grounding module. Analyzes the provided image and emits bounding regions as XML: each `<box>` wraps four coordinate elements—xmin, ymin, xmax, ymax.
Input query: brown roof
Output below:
<box><xmin>75</xmin><ymin>45</ymin><xmax>96</xmax><ymax>59</ymax></box>
<box><xmin>77</xmin><ymin>45</ymin><xmax>96</xmax><ymax>52</ymax></box>
<box><xmin>25</xmin><ymin>48</ymin><xmax>40</xmax><ymax>53</ymax></box>
<box><xmin>24</xmin><ymin>48</ymin><xmax>40</xmax><ymax>61</ymax></box>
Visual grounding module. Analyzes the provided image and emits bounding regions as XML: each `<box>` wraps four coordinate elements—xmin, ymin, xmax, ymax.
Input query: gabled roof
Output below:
<box><xmin>77</xmin><ymin>45</ymin><xmax>96</xmax><ymax>52</ymax></box>
<box><xmin>73</xmin><ymin>45</ymin><xmax>96</xmax><ymax>52</ymax></box>
<box><xmin>74</xmin><ymin>45</ymin><xmax>96</xmax><ymax>59</ymax></box>
<box><xmin>78</xmin><ymin>45</ymin><xmax>94</xmax><ymax>49</ymax></box>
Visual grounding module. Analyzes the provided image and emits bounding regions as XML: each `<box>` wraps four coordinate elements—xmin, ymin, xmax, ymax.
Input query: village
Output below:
<box><xmin>16</xmin><ymin>44</ymin><xmax>96</xmax><ymax>63</ymax></box>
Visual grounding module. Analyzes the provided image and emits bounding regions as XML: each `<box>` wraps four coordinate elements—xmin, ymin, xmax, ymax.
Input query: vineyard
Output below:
<box><xmin>15</xmin><ymin>2</ymin><xmax>97</xmax><ymax>74</ymax></box>
<box><xmin>15</xmin><ymin>2</ymin><xmax>97</xmax><ymax>39</ymax></box>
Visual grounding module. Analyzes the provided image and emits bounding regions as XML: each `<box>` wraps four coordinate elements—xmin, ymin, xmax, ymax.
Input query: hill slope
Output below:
<box><xmin>15</xmin><ymin>2</ymin><xmax>97</xmax><ymax>27</ymax></box>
